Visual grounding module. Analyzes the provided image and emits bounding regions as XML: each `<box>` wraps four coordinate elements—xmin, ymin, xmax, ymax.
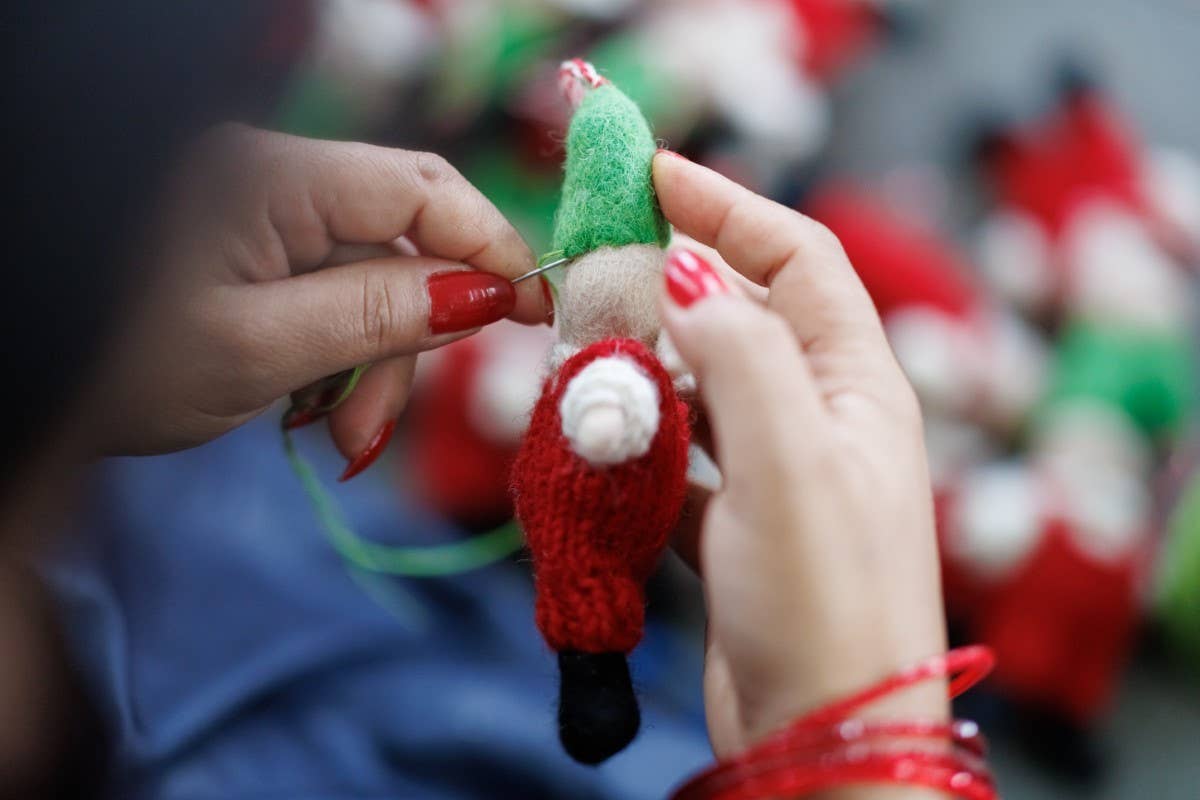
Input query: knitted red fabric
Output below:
<box><xmin>512</xmin><ymin>338</ymin><xmax>690</xmax><ymax>654</ymax></box>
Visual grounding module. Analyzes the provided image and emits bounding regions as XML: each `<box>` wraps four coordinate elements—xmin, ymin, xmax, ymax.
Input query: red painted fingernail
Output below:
<box><xmin>282</xmin><ymin>407</ymin><xmax>323</xmax><ymax>431</ymax></box>
<box><xmin>539</xmin><ymin>276</ymin><xmax>555</xmax><ymax>327</ymax></box>
<box><xmin>656</xmin><ymin>147</ymin><xmax>689</xmax><ymax>162</ymax></box>
<box><xmin>339</xmin><ymin>420</ymin><xmax>396</xmax><ymax>482</ymax></box>
<box><xmin>427</xmin><ymin>271</ymin><xmax>516</xmax><ymax>334</ymax></box>
<box><xmin>664</xmin><ymin>249</ymin><xmax>728</xmax><ymax>308</ymax></box>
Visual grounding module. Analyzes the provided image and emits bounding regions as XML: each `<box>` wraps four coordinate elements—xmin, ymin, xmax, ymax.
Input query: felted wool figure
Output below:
<box><xmin>940</xmin><ymin>456</ymin><xmax>1146</xmax><ymax>779</ymax></box>
<box><xmin>806</xmin><ymin>184</ymin><xmax>1047</xmax><ymax>442</ymax></box>
<box><xmin>510</xmin><ymin>59</ymin><xmax>689</xmax><ymax>765</ymax></box>
<box><xmin>974</xmin><ymin>77</ymin><xmax>1200</xmax><ymax>322</ymax></box>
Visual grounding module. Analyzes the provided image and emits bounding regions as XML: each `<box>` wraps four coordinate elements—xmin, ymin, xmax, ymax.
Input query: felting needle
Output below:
<box><xmin>512</xmin><ymin>256</ymin><xmax>570</xmax><ymax>284</ymax></box>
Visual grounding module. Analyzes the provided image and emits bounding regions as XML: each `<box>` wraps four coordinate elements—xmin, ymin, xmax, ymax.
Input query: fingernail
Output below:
<box><xmin>339</xmin><ymin>420</ymin><xmax>396</xmax><ymax>482</ymax></box>
<box><xmin>656</xmin><ymin>147</ymin><xmax>689</xmax><ymax>162</ymax></box>
<box><xmin>664</xmin><ymin>249</ymin><xmax>728</xmax><ymax>308</ymax></box>
<box><xmin>283</xmin><ymin>407</ymin><xmax>322</xmax><ymax>431</ymax></box>
<box><xmin>540</xmin><ymin>276</ymin><xmax>556</xmax><ymax>327</ymax></box>
<box><xmin>427</xmin><ymin>271</ymin><xmax>516</xmax><ymax>334</ymax></box>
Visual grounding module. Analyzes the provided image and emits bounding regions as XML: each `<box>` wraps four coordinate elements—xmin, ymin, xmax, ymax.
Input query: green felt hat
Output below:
<box><xmin>551</xmin><ymin>66</ymin><xmax>670</xmax><ymax>260</ymax></box>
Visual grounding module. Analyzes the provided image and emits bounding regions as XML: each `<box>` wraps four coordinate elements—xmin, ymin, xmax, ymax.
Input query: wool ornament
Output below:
<box><xmin>510</xmin><ymin>59</ymin><xmax>689</xmax><ymax>765</ymax></box>
<box><xmin>806</xmin><ymin>184</ymin><xmax>1047</xmax><ymax>439</ymax></box>
<box><xmin>938</xmin><ymin>455</ymin><xmax>1146</xmax><ymax>779</ymax></box>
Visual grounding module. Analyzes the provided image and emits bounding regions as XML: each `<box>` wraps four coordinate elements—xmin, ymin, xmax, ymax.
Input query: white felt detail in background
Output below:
<box><xmin>560</xmin><ymin>355</ymin><xmax>660</xmax><ymax>466</ymax></box>
<box><xmin>1143</xmin><ymin>147</ymin><xmax>1200</xmax><ymax>252</ymax></box>
<box><xmin>1062</xmin><ymin>201</ymin><xmax>1191</xmax><ymax>331</ymax></box>
<box><xmin>1031</xmin><ymin>400</ymin><xmax>1152</xmax><ymax>561</ymax></box>
<box><xmin>469</xmin><ymin>323</ymin><xmax>556</xmax><ymax>444</ymax></box>
<box><xmin>950</xmin><ymin>462</ymin><xmax>1044</xmax><ymax>579</ymax></box>
<box><xmin>976</xmin><ymin>210</ymin><xmax>1054</xmax><ymax>315</ymax></box>
<box><xmin>885</xmin><ymin>308</ymin><xmax>979</xmax><ymax>415</ymax></box>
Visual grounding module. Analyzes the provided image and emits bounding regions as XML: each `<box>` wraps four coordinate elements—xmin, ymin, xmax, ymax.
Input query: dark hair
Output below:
<box><xmin>0</xmin><ymin>1</ymin><xmax>306</xmax><ymax>488</ymax></box>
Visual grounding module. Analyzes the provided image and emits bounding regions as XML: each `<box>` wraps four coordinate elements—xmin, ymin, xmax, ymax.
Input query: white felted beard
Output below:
<box><xmin>549</xmin><ymin>243</ymin><xmax>672</xmax><ymax>466</ymax></box>
<box><xmin>557</xmin><ymin>244</ymin><xmax>665</xmax><ymax>350</ymax></box>
<box><xmin>560</xmin><ymin>356</ymin><xmax>660</xmax><ymax>466</ymax></box>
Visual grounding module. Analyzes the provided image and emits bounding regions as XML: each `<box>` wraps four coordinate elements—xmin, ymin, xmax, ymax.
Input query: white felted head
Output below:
<box><xmin>560</xmin><ymin>355</ymin><xmax>660</xmax><ymax>466</ymax></box>
<box><xmin>557</xmin><ymin>244</ymin><xmax>666</xmax><ymax>350</ymax></box>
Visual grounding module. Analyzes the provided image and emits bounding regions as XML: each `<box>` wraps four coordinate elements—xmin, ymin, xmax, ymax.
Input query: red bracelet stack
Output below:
<box><xmin>672</xmin><ymin>646</ymin><xmax>998</xmax><ymax>800</ymax></box>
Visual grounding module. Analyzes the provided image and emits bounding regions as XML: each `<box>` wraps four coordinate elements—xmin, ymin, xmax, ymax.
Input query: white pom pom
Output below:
<box><xmin>560</xmin><ymin>356</ymin><xmax>660</xmax><ymax>466</ymax></box>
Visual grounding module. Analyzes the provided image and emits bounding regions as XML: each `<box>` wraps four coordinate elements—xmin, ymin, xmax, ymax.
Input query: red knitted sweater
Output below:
<box><xmin>512</xmin><ymin>338</ymin><xmax>691</xmax><ymax>654</ymax></box>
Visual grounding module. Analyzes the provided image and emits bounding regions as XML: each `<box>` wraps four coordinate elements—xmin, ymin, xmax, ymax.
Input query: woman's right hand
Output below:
<box><xmin>654</xmin><ymin>152</ymin><xmax>950</xmax><ymax>768</ymax></box>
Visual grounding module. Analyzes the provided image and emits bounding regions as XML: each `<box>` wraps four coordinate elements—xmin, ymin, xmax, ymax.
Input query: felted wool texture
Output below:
<box><xmin>551</xmin><ymin>83</ymin><xmax>670</xmax><ymax>258</ymax></box>
<box><xmin>558</xmin><ymin>244</ymin><xmax>665</xmax><ymax>349</ymax></box>
<box><xmin>560</xmin><ymin>354</ymin><xmax>661</xmax><ymax>466</ymax></box>
<box><xmin>512</xmin><ymin>338</ymin><xmax>689</xmax><ymax>654</ymax></box>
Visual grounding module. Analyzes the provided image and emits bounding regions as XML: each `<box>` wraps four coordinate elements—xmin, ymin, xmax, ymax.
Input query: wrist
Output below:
<box><xmin>676</xmin><ymin>647</ymin><xmax>996</xmax><ymax>800</ymax></box>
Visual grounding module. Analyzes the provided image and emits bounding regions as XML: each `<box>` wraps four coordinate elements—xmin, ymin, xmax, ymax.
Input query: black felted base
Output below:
<box><xmin>557</xmin><ymin>650</ymin><xmax>640</xmax><ymax>765</ymax></box>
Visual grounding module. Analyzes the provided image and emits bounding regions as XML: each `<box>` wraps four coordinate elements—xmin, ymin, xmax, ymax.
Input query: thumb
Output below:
<box><xmin>229</xmin><ymin>255</ymin><xmax>515</xmax><ymax>396</ymax></box>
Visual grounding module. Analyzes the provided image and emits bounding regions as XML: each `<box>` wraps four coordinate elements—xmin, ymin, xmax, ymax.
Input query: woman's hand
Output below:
<box><xmin>653</xmin><ymin>152</ymin><xmax>948</xmax><ymax>760</ymax></box>
<box><xmin>95</xmin><ymin>124</ymin><xmax>551</xmax><ymax>471</ymax></box>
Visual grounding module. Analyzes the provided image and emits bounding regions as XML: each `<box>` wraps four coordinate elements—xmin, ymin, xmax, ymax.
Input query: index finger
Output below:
<box><xmin>249</xmin><ymin>128</ymin><xmax>546</xmax><ymax>325</ymax></box>
<box><xmin>653</xmin><ymin>152</ymin><xmax>888</xmax><ymax>358</ymax></box>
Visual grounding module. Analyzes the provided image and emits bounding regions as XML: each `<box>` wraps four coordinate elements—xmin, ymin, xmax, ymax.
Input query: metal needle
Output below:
<box><xmin>511</xmin><ymin>256</ymin><xmax>570</xmax><ymax>284</ymax></box>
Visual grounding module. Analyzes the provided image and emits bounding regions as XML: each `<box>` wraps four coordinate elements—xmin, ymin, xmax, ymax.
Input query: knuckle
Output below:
<box><xmin>799</xmin><ymin>217</ymin><xmax>845</xmax><ymax>258</ymax></box>
<box><xmin>412</xmin><ymin>151</ymin><xmax>457</xmax><ymax>187</ymax></box>
<box><xmin>358</xmin><ymin>272</ymin><xmax>400</xmax><ymax>354</ymax></box>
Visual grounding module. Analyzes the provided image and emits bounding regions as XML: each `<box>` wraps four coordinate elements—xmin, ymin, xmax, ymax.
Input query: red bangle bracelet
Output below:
<box><xmin>789</xmin><ymin>645</ymin><xmax>995</xmax><ymax>728</ymax></box>
<box><xmin>671</xmin><ymin>646</ymin><xmax>997</xmax><ymax>800</ymax></box>
<box><xmin>676</xmin><ymin>747</ymin><xmax>996</xmax><ymax>800</ymax></box>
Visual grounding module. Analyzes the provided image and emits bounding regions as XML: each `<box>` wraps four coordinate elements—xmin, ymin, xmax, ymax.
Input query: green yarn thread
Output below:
<box><xmin>282</xmin><ymin>429</ymin><xmax>524</xmax><ymax>577</ymax></box>
<box><xmin>551</xmin><ymin>82</ymin><xmax>670</xmax><ymax>259</ymax></box>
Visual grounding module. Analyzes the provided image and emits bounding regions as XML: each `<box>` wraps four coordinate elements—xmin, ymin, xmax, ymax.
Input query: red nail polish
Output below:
<box><xmin>339</xmin><ymin>420</ymin><xmax>396</xmax><ymax>482</ymax></box>
<box><xmin>664</xmin><ymin>249</ymin><xmax>728</xmax><ymax>308</ymax></box>
<box><xmin>427</xmin><ymin>271</ymin><xmax>516</xmax><ymax>334</ymax></box>
<box><xmin>283</xmin><ymin>407</ymin><xmax>322</xmax><ymax>431</ymax></box>
<box><xmin>539</xmin><ymin>275</ymin><xmax>555</xmax><ymax>326</ymax></box>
